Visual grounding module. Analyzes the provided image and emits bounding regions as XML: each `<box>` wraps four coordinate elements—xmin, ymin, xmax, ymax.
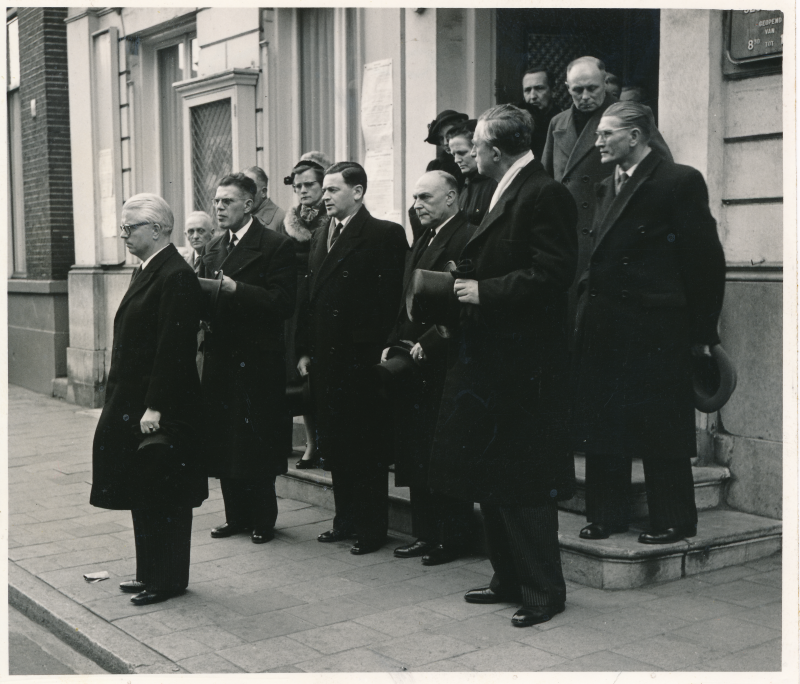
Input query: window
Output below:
<box><xmin>7</xmin><ymin>16</ymin><xmax>25</xmax><ymax>276</ymax></box>
<box><xmin>191</xmin><ymin>98</ymin><xmax>232</xmax><ymax>214</ymax></box>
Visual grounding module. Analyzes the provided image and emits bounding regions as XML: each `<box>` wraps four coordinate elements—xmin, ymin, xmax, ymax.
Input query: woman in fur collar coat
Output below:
<box><xmin>279</xmin><ymin>154</ymin><xmax>331</xmax><ymax>468</ymax></box>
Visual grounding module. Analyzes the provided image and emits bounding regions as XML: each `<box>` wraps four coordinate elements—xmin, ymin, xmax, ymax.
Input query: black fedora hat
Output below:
<box><xmin>693</xmin><ymin>344</ymin><xmax>737</xmax><ymax>413</ymax></box>
<box><xmin>406</xmin><ymin>260</ymin><xmax>459</xmax><ymax>327</ymax></box>
<box><xmin>425</xmin><ymin>110</ymin><xmax>469</xmax><ymax>144</ymax></box>
<box><xmin>286</xmin><ymin>376</ymin><xmax>312</xmax><ymax>417</ymax></box>
<box><xmin>372</xmin><ymin>346</ymin><xmax>423</xmax><ymax>401</ymax></box>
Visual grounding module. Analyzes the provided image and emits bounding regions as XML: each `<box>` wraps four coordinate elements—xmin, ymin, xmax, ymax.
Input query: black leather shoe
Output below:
<box><xmin>464</xmin><ymin>586</ymin><xmax>520</xmax><ymax>604</ymax></box>
<box><xmin>295</xmin><ymin>458</ymin><xmax>320</xmax><ymax>470</ymax></box>
<box><xmin>130</xmin><ymin>589</ymin><xmax>186</xmax><ymax>606</ymax></box>
<box><xmin>210</xmin><ymin>522</ymin><xmax>251</xmax><ymax>538</ymax></box>
<box><xmin>350</xmin><ymin>539</ymin><xmax>385</xmax><ymax>555</ymax></box>
<box><xmin>394</xmin><ymin>540</ymin><xmax>434</xmax><ymax>558</ymax></box>
<box><xmin>638</xmin><ymin>525</ymin><xmax>697</xmax><ymax>544</ymax></box>
<box><xmin>251</xmin><ymin>528</ymin><xmax>275</xmax><ymax>544</ymax></box>
<box><xmin>421</xmin><ymin>545</ymin><xmax>461</xmax><ymax>566</ymax></box>
<box><xmin>512</xmin><ymin>604</ymin><xmax>565</xmax><ymax>627</ymax></box>
<box><xmin>317</xmin><ymin>529</ymin><xmax>356</xmax><ymax>543</ymax></box>
<box><xmin>579</xmin><ymin>522</ymin><xmax>628</xmax><ymax>540</ymax></box>
<box><xmin>119</xmin><ymin>580</ymin><xmax>146</xmax><ymax>594</ymax></box>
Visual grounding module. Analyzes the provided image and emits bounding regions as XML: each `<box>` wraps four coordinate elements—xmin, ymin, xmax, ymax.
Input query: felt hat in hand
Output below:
<box><xmin>693</xmin><ymin>344</ymin><xmax>737</xmax><ymax>413</ymax></box>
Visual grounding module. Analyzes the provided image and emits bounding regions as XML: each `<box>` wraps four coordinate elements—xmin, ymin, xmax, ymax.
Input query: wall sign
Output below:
<box><xmin>728</xmin><ymin>10</ymin><xmax>783</xmax><ymax>63</ymax></box>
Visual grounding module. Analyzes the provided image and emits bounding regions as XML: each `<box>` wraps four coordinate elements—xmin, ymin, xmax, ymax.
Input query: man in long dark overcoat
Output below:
<box><xmin>296</xmin><ymin>161</ymin><xmax>408</xmax><ymax>555</ymax></box>
<box><xmin>385</xmin><ymin>171</ymin><xmax>475</xmax><ymax>567</ymax></box>
<box><xmin>199</xmin><ymin>173</ymin><xmax>296</xmax><ymax>544</ymax></box>
<box><xmin>542</xmin><ymin>56</ymin><xmax>672</xmax><ymax>331</ymax></box>
<box><xmin>572</xmin><ymin>102</ymin><xmax>726</xmax><ymax>544</ymax></box>
<box><xmin>91</xmin><ymin>193</ymin><xmax>208</xmax><ymax>606</ymax></box>
<box><xmin>427</xmin><ymin>105</ymin><xmax>578</xmax><ymax>627</ymax></box>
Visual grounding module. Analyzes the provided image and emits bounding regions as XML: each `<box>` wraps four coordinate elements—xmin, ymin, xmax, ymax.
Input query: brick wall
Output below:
<box><xmin>18</xmin><ymin>7</ymin><xmax>74</xmax><ymax>280</ymax></box>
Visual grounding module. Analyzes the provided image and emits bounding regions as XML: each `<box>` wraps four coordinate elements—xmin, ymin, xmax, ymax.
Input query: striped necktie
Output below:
<box><xmin>330</xmin><ymin>222</ymin><xmax>343</xmax><ymax>249</ymax></box>
<box><xmin>227</xmin><ymin>234</ymin><xmax>238</xmax><ymax>254</ymax></box>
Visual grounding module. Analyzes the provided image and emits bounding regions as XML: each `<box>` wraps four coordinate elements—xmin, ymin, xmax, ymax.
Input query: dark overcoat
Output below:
<box><xmin>386</xmin><ymin>210</ymin><xmax>475</xmax><ymax>487</ymax></box>
<box><xmin>296</xmin><ymin>205</ymin><xmax>408</xmax><ymax>471</ymax></box>
<box><xmin>91</xmin><ymin>245</ymin><xmax>208</xmax><ymax>510</ymax></box>
<box><xmin>198</xmin><ymin>217</ymin><xmax>297</xmax><ymax>479</ymax></box>
<box><xmin>571</xmin><ymin>152</ymin><xmax>725</xmax><ymax>460</ymax></box>
<box><xmin>427</xmin><ymin>159</ymin><xmax>579</xmax><ymax>505</ymax></box>
<box><xmin>542</xmin><ymin>94</ymin><xmax>673</xmax><ymax>295</ymax></box>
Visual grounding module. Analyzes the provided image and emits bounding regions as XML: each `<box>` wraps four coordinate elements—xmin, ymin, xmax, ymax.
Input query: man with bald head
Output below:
<box><xmin>243</xmin><ymin>166</ymin><xmax>286</xmax><ymax>232</ymax></box>
<box><xmin>542</xmin><ymin>56</ymin><xmax>671</xmax><ymax>336</ymax></box>
<box><xmin>384</xmin><ymin>170</ymin><xmax>475</xmax><ymax>566</ymax></box>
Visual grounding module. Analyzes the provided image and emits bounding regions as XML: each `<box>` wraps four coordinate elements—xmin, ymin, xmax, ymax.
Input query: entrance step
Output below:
<box><xmin>277</xmin><ymin>453</ymin><xmax>781</xmax><ymax>590</ymax></box>
<box><xmin>559</xmin><ymin>455</ymin><xmax>730</xmax><ymax>517</ymax></box>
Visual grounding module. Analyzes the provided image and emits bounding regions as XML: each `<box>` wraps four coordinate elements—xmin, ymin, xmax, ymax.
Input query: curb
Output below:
<box><xmin>8</xmin><ymin>561</ymin><xmax>185</xmax><ymax>675</ymax></box>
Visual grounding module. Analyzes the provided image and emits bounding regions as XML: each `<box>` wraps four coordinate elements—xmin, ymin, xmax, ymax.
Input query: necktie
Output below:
<box><xmin>616</xmin><ymin>170</ymin><xmax>629</xmax><ymax>196</ymax></box>
<box><xmin>129</xmin><ymin>266</ymin><xmax>142</xmax><ymax>288</ymax></box>
<box><xmin>194</xmin><ymin>254</ymin><xmax>202</xmax><ymax>272</ymax></box>
<box><xmin>227</xmin><ymin>234</ymin><xmax>238</xmax><ymax>254</ymax></box>
<box><xmin>330</xmin><ymin>222</ymin><xmax>343</xmax><ymax>249</ymax></box>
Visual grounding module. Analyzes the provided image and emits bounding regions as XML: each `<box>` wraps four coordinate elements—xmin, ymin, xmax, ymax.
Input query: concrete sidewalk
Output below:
<box><xmin>8</xmin><ymin>384</ymin><xmax>784</xmax><ymax>674</ymax></box>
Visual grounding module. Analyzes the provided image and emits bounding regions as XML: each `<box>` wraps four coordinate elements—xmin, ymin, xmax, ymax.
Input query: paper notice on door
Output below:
<box><xmin>98</xmin><ymin>148</ymin><xmax>118</xmax><ymax>239</ymax></box>
<box><xmin>361</xmin><ymin>59</ymin><xmax>395</xmax><ymax>219</ymax></box>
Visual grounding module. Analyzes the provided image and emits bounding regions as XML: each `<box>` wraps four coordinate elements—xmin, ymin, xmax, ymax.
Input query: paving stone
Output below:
<box><xmin>686</xmin><ymin>638</ymin><xmax>781</xmax><ymax>672</ymax></box>
<box><xmin>699</xmin><ymin>579</ymin><xmax>781</xmax><ymax>608</ymax></box>
<box><xmin>70</xmin><ymin>523</ymin><xmax>130</xmax><ymax>538</ymax></box>
<box><xmin>145</xmin><ymin>632</ymin><xmax>210</xmax><ymax>661</ymax></box>
<box><xmin>693</xmin><ymin>564</ymin><xmax>764</xmax><ymax>585</ymax></box>
<box><xmin>339</xmin><ymin>559</ymin><xmax>430</xmax><ymax>587</ymax></box>
<box><xmin>356</xmin><ymin>604</ymin><xmax>456</xmax><ymax>638</ymax></box>
<box><xmin>283</xmin><ymin>596</ymin><xmax>383</xmax><ymax>627</ymax></box>
<box><xmin>610</xmin><ymin>632</ymin><xmax>729</xmax><ymax>670</ymax></box>
<box><xmin>84</xmin><ymin>594</ymin><xmax>170</xmax><ymax>621</ymax></box>
<box><xmin>178</xmin><ymin>653</ymin><xmax>245</xmax><ymax>674</ymax></box>
<box><xmin>146</xmin><ymin>600</ymin><xmax>242</xmax><ymax>631</ymax></box>
<box><xmin>743</xmin><ymin>569</ymin><xmax>782</xmax><ymax>588</ymax></box>
<box><xmin>420</xmin><ymin>591</ymin><xmax>514</xmax><ymax>620</ymax></box>
<box><xmin>734</xmin><ymin>603</ymin><xmax>783</xmax><ymax>631</ymax></box>
<box><xmin>218</xmin><ymin>635</ymin><xmax>322</xmax><ymax>672</ymax></box>
<box><xmin>676</xmin><ymin>615</ymin><xmax>780</xmax><ymax>653</ymax></box>
<box><xmin>277</xmin><ymin>498</ymin><xmax>312</xmax><ymax>513</ymax></box>
<box><xmin>741</xmin><ymin>551</ymin><xmax>782</xmax><ymax>572</ymax></box>
<box><xmin>16</xmin><ymin>555</ymin><xmax>65</xmax><ymax>574</ymax></box>
<box><xmin>641</xmin><ymin>593</ymin><xmax>746</xmax><ymax>622</ymax></box>
<box><xmin>411</xmin><ymin>659</ymin><xmax>476</xmax><ymax>672</ymax></box>
<box><xmin>8</xmin><ymin>542</ymin><xmax>70</xmax><ymax>561</ymax></box>
<box><xmin>512</xmin><ymin>601</ymin><xmax>603</xmax><ymax>632</ymax></box>
<box><xmin>449</xmin><ymin>640</ymin><xmax>566</xmax><ymax>672</ymax></box>
<box><xmin>295</xmin><ymin>647</ymin><xmax>406</xmax><ymax>673</ymax></box>
<box><xmin>279</xmin><ymin>574</ymin><xmax>367</xmax><ymax>602</ymax></box>
<box><xmin>583</xmin><ymin>606</ymin><xmax>691</xmax><ymax>639</ymax></box>
<box><xmin>264</xmin><ymin>538</ymin><xmax>341</xmax><ymax>562</ymax></box>
<box><xmin>180</xmin><ymin>625</ymin><xmax>247</xmax><ymax>649</ymax></box>
<box><xmin>541</xmin><ymin>649</ymin><xmax>659</xmax><ymax>672</ymax></box>
<box><xmin>262</xmin><ymin>665</ymin><xmax>306</xmax><ymax>673</ymax></box>
<box><xmin>220</xmin><ymin>611</ymin><xmax>317</xmax><ymax>642</ymax></box>
<box><xmin>372</xmin><ymin>632</ymin><xmax>477</xmax><ymax>667</ymax></box>
<box><xmin>518</xmin><ymin>621</ymin><xmax>634</xmax><ymax>658</ymax></box>
<box><xmin>222</xmin><ymin>588</ymin><xmax>306</xmax><ymax>616</ymax></box>
<box><xmin>567</xmin><ymin>586</ymin><xmax>659</xmax><ymax>613</ymax></box>
<box><xmin>289</xmin><ymin>620</ymin><xmax>390</xmax><ymax>655</ymax></box>
<box><xmin>429</xmin><ymin>611</ymin><xmax>517</xmax><ymax>648</ymax></box>
<box><xmin>274</xmin><ymin>506</ymin><xmax>334</xmax><ymax>529</ymax></box>
<box><xmin>352</xmin><ymin>581</ymin><xmax>441</xmax><ymax>610</ymax></box>
<box><xmin>403</xmin><ymin>565</ymin><xmax>494</xmax><ymax>597</ymax></box>
<box><xmin>114</xmin><ymin>613</ymin><xmax>175</xmax><ymax>640</ymax></box>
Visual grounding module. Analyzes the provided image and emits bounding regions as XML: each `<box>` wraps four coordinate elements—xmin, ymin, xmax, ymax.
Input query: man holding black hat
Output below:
<box><xmin>571</xmin><ymin>101</ymin><xmax>726</xmax><ymax>545</ymax></box>
<box><xmin>383</xmin><ymin>170</ymin><xmax>476</xmax><ymax>566</ymax></box>
<box><xmin>198</xmin><ymin>173</ymin><xmax>296</xmax><ymax>545</ymax></box>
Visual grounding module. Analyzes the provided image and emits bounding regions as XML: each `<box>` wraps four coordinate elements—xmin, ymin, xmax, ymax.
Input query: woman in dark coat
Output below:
<box><xmin>91</xmin><ymin>193</ymin><xmax>208</xmax><ymax>606</ymax></box>
<box><xmin>279</xmin><ymin>153</ymin><xmax>331</xmax><ymax>468</ymax></box>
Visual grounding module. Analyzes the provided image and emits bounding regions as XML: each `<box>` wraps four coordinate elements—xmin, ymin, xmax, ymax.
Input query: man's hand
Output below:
<box><xmin>454</xmin><ymin>278</ymin><xmax>480</xmax><ymax>305</ymax></box>
<box><xmin>140</xmin><ymin>408</ymin><xmax>161</xmax><ymax>434</ymax></box>
<box><xmin>410</xmin><ymin>343</ymin><xmax>426</xmax><ymax>363</ymax></box>
<box><xmin>220</xmin><ymin>275</ymin><xmax>237</xmax><ymax>294</ymax></box>
<box><xmin>297</xmin><ymin>355</ymin><xmax>312</xmax><ymax>377</ymax></box>
<box><xmin>691</xmin><ymin>343</ymin><xmax>712</xmax><ymax>357</ymax></box>
<box><xmin>381</xmin><ymin>347</ymin><xmax>391</xmax><ymax>363</ymax></box>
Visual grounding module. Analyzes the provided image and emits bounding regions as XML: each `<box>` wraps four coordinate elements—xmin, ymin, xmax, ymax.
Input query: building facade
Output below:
<box><xmin>8</xmin><ymin>8</ymin><xmax>787</xmax><ymax>521</ymax></box>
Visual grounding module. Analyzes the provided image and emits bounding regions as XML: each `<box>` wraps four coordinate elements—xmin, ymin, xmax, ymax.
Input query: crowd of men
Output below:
<box><xmin>91</xmin><ymin>56</ymin><xmax>725</xmax><ymax>627</ymax></box>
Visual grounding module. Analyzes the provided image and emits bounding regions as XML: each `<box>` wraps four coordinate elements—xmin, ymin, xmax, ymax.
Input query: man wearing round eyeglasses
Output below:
<box><xmin>542</xmin><ymin>56</ymin><xmax>672</xmax><ymax>340</ymax></box>
<box><xmin>572</xmin><ymin>101</ymin><xmax>726</xmax><ymax>545</ymax></box>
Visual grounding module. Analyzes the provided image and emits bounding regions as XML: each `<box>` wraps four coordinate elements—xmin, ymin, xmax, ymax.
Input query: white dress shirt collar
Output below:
<box><xmin>489</xmin><ymin>150</ymin><xmax>534</xmax><ymax>212</ymax></box>
<box><xmin>327</xmin><ymin>207</ymin><xmax>359</xmax><ymax>251</ymax></box>
<box><xmin>229</xmin><ymin>217</ymin><xmax>253</xmax><ymax>246</ymax></box>
<box><xmin>140</xmin><ymin>245</ymin><xmax>170</xmax><ymax>271</ymax></box>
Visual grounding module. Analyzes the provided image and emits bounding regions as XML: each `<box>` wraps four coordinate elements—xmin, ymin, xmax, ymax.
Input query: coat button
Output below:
<box><xmin>590</xmin><ymin>289</ymin><xmax>597</xmax><ymax>298</ymax></box>
<box><xmin>638</xmin><ymin>225</ymin><xmax>646</xmax><ymax>234</ymax></box>
<box><xmin>329</xmin><ymin>347</ymin><xmax>335</xmax><ymax>354</ymax></box>
<box><xmin>581</xmin><ymin>229</ymin><xmax>589</xmax><ymax>235</ymax></box>
<box><xmin>622</xmin><ymin>257</ymin><xmax>630</xmax><ymax>265</ymax></box>
<box><xmin>582</xmin><ymin>175</ymin><xmax>590</xmax><ymax>183</ymax></box>
<box><xmin>333</xmin><ymin>309</ymin><xmax>339</xmax><ymax>316</ymax></box>
<box><xmin>343</xmin><ymin>271</ymin><xmax>349</xmax><ymax>277</ymax></box>
<box><xmin>581</xmin><ymin>202</ymin><xmax>589</xmax><ymax>209</ymax></box>
<box><xmin>621</xmin><ymin>290</ymin><xmax>629</xmax><ymax>299</ymax></box>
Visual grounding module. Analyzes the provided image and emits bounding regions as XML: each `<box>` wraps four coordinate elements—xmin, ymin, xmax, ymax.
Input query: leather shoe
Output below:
<box><xmin>394</xmin><ymin>540</ymin><xmax>434</xmax><ymax>558</ymax></box>
<box><xmin>119</xmin><ymin>580</ymin><xmax>146</xmax><ymax>594</ymax></box>
<box><xmin>317</xmin><ymin>529</ymin><xmax>357</xmax><ymax>543</ymax></box>
<box><xmin>251</xmin><ymin>528</ymin><xmax>275</xmax><ymax>544</ymax></box>
<box><xmin>210</xmin><ymin>522</ymin><xmax>251</xmax><ymax>538</ymax></box>
<box><xmin>638</xmin><ymin>525</ymin><xmax>697</xmax><ymax>544</ymax></box>
<box><xmin>464</xmin><ymin>586</ymin><xmax>520</xmax><ymax>604</ymax></box>
<box><xmin>421</xmin><ymin>545</ymin><xmax>461</xmax><ymax>566</ymax></box>
<box><xmin>295</xmin><ymin>457</ymin><xmax>320</xmax><ymax>470</ymax></box>
<box><xmin>579</xmin><ymin>522</ymin><xmax>628</xmax><ymax>540</ymax></box>
<box><xmin>512</xmin><ymin>604</ymin><xmax>565</xmax><ymax>627</ymax></box>
<box><xmin>130</xmin><ymin>589</ymin><xmax>186</xmax><ymax>606</ymax></box>
<box><xmin>350</xmin><ymin>539</ymin><xmax>385</xmax><ymax>555</ymax></box>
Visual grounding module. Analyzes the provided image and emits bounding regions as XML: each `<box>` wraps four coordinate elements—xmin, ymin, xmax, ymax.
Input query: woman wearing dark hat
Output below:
<box><xmin>280</xmin><ymin>152</ymin><xmax>331</xmax><ymax>468</ymax></box>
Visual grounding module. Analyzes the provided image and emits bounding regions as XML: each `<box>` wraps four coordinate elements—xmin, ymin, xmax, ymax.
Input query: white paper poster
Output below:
<box><xmin>361</xmin><ymin>59</ymin><xmax>394</xmax><ymax>220</ymax></box>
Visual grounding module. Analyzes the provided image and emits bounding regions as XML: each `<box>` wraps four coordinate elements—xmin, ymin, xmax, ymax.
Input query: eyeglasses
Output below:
<box><xmin>119</xmin><ymin>221</ymin><xmax>151</xmax><ymax>237</ymax></box>
<box><xmin>595</xmin><ymin>127</ymin><xmax>632</xmax><ymax>142</ymax></box>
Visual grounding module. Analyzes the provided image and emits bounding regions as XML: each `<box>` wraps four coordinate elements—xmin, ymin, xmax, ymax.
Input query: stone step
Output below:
<box><xmin>558</xmin><ymin>455</ymin><xmax>731</xmax><ymax>516</ymax></box>
<box><xmin>276</xmin><ymin>453</ymin><xmax>781</xmax><ymax>590</ymax></box>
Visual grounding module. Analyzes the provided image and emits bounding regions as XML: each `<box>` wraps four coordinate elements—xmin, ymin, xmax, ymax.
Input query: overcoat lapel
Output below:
<box><xmin>115</xmin><ymin>244</ymin><xmax>176</xmax><ymax>319</ymax></box>
<box><xmin>562</xmin><ymin>96</ymin><xmax>614</xmax><ymax>179</ymax></box>
<box><xmin>592</xmin><ymin>151</ymin><xmax>663</xmax><ymax>254</ymax></box>
<box><xmin>415</xmin><ymin>211</ymin><xmax>467</xmax><ymax>272</ymax></box>
<box><xmin>201</xmin><ymin>218</ymin><xmax>266</xmax><ymax>278</ymax></box>
<box><xmin>310</xmin><ymin>205</ymin><xmax>369</xmax><ymax>300</ymax></box>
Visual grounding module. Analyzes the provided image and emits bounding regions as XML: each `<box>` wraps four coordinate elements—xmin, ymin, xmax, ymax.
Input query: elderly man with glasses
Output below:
<box><xmin>91</xmin><ymin>194</ymin><xmax>209</xmax><ymax>606</ymax></box>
